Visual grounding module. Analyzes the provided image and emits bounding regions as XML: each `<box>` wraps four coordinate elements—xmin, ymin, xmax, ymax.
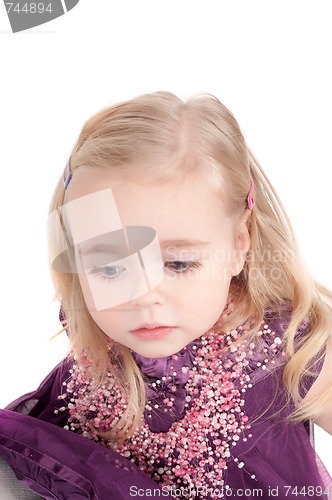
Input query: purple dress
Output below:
<box><xmin>0</xmin><ymin>306</ymin><xmax>331</xmax><ymax>499</ymax></box>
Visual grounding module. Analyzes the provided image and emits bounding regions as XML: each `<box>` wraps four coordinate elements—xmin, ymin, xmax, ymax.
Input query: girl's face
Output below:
<box><xmin>65</xmin><ymin>167</ymin><xmax>251</xmax><ymax>358</ymax></box>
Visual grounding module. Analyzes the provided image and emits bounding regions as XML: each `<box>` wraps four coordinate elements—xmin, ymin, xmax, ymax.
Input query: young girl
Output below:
<box><xmin>0</xmin><ymin>91</ymin><xmax>331</xmax><ymax>499</ymax></box>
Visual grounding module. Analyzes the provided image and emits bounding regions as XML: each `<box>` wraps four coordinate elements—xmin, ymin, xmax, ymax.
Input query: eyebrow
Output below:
<box><xmin>80</xmin><ymin>244</ymin><xmax>120</xmax><ymax>254</ymax></box>
<box><xmin>80</xmin><ymin>239</ymin><xmax>211</xmax><ymax>255</ymax></box>
<box><xmin>160</xmin><ymin>239</ymin><xmax>211</xmax><ymax>248</ymax></box>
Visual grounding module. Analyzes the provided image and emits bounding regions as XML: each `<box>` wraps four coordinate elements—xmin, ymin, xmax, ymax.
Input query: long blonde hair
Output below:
<box><xmin>49</xmin><ymin>91</ymin><xmax>332</xmax><ymax>440</ymax></box>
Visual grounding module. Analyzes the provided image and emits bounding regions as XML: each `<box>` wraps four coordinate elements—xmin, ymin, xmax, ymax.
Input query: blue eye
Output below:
<box><xmin>165</xmin><ymin>260</ymin><xmax>201</xmax><ymax>273</ymax></box>
<box><xmin>88</xmin><ymin>265</ymin><xmax>126</xmax><ymax>281</ymax></box>
<box><xmin>88</xmin><ymin>260</ymin><xmax>201</xmax><ymax>281</ymax></box>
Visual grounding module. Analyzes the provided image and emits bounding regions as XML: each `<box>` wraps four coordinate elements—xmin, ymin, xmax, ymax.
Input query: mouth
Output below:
<box><xmin>130</xmin><ymin>324</ymin><xmax>176</xmax><ymax>340</ymax></box>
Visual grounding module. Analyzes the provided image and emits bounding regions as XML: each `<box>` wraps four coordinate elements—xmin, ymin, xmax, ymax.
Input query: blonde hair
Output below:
<box><xmin>49</xmin><ymin>91</ymin><xmax>332</xmax><ymax>441</ymax></box>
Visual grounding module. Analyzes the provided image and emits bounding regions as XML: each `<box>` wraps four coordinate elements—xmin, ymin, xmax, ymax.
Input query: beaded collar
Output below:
<box><xmin>57</xmin><ymin>318</ymin><xmax>285</xmax><ymax>496</ymax></box>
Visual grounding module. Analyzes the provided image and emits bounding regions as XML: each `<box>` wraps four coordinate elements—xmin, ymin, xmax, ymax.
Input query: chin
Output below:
<box><xmin>130</xmin><ymin>342</ymin><xmax>188</xmax><ymax>359</ymax></box>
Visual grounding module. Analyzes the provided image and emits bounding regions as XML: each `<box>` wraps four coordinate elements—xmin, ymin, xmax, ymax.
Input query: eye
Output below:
<box><xmin>165</xmin><ymin>260</ymin><xmax>201</xmax><ymax>273</ymax></box>
<box><xmin>88</xmin><ymin>265</ymin><xmax>126</xmax><ymax>281</ymax></box>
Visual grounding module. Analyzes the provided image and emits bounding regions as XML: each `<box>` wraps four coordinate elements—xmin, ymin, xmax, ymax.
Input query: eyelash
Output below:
<box><xmin>88</xmin><ymin>260</ymin><xmax>202</xmax><ymax>281</ymax></box>
<box><xmin>88</xmin><ymin>265</ymin><xmax>125</xmax><ymax>281</ymax></box>
<box><xmin>165</xmin><ymin>260</ymin><xmax>201</xmax><ymax>273</ymax></box>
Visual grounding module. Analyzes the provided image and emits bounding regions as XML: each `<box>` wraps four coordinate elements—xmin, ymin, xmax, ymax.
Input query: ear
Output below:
<box><xmin>231</xmin><ymin>209</ymin><xmax>252</xmax><ymax>277</ymax></box>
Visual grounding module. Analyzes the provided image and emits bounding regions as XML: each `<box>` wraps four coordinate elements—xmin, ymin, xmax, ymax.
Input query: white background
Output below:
<box><xmin>0</xmin><ymin>0</ymin><xmax>331</xmax><ymax>476</ymax></box>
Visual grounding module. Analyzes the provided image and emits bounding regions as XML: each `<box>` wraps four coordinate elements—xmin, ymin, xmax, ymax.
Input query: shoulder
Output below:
<box><xmin>243</xmin><ymin>302</ymin><xmax>307</xmax><ymax>380</ymax></box>
<box><xmin>254</xmin><ymin>303</ymin><xmax>332</xmax><ymax>435</ymax></box>
<box><xmin>240</xmin><ymin>303</ymin><xmax>317</xmax><ymax>408</ymax></box>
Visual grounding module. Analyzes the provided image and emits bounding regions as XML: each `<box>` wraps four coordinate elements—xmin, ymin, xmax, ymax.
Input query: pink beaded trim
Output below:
<box><xmin>56</xmin><ymin>320</ymin><xmax>283</xmax><ymax>497</ymax></box>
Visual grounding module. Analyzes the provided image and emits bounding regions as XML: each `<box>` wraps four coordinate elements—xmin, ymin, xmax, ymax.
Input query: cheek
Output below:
<box><xmin>88</xmin><ymin>310</ymin><xmax>122</xmax><ymax>340</ymax></box>
<box><xmin>213</xmin><ymin>244</ymin><xmax>237</xmax><ymax>280</ymax></box>
<box><xmin>182</xmin><ymin>283</ymin><xmax>230</xmax><ymax>334</ymax></box>
<box><xmin>198</xmin><ymin>264</ymin><xmax>232</xmax><ymax>313</ymax></box>
<box><xmin>179</xmin><ymin>273</ymin><xmax>231</xmax><ymax>315</ymax></box>
<box><xmin>77</xmin><ymin>270</ymin><xmax>97</xmax><ymax>311</ymax></box>
<box><xmin>203</xmin><ymin>278</ymin><xmax>231</xmax><ymax>324</ymax></box>
<box><xmin>199</xmin><ymin>260</ymin><xmax>234</xmax><ymax>292</ymax></box>
<box><xmin>77</xmin><ymin>273</ymin><xmax>126</xmax><ymax>338</ymax></box>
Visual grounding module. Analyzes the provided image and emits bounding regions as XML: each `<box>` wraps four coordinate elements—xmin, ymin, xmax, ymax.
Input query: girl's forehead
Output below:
<box><xmin>63</xmin><ymin>187</ymin><xmax>124</xmax><ymax>246</ymax></box>
<box><xmin>64</xmin><ymin>166</ymin><xmax>230</xmax><ymax>232</ymax></box>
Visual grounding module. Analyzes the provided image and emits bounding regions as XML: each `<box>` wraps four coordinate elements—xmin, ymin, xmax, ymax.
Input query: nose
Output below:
<box><xmin>130</xmin><ymin>285</ymin><xmax>167</xmax><ymax>308</ymax></box>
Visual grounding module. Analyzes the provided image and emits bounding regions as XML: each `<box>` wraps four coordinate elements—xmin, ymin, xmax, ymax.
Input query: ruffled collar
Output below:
<box><xmin>131</xmin><ymin>338</ymin><xmax>203</xmax><ymax>432</ymax></box>
<box><xmin>131</xmin><ymin>337</ymin><xmax>203</xmax><ymax>383</ymax></box>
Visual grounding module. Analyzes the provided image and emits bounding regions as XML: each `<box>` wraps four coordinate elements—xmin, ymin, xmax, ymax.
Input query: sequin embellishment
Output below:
<box><xmin>56</xmin><ymin>320</ymin><xmax>283</xmax><ymax>497</ymax></box>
